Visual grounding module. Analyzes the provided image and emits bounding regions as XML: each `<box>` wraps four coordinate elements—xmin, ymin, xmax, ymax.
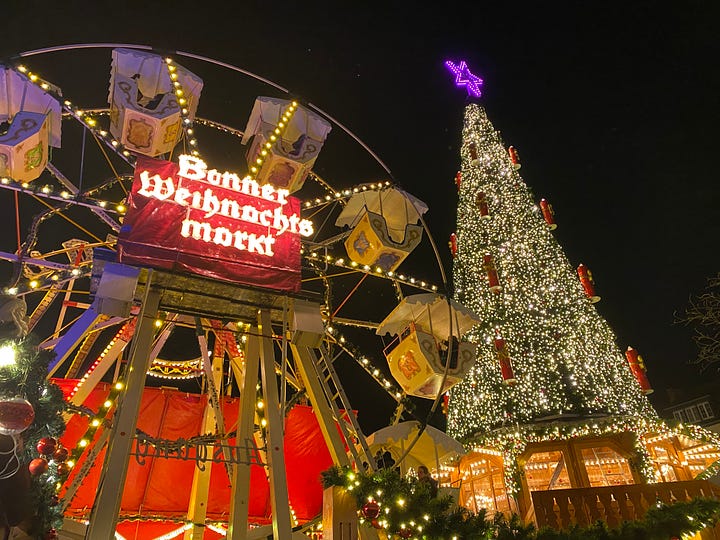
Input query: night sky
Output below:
<box><xmin>2</xmin><ymin>1</ymin><xmax>719</xmax><ymax>434</ymax></box>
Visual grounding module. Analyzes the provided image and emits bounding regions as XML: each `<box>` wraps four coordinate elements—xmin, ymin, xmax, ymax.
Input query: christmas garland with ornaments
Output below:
<box><xmin>322</xmin><ymin>465</ymin><xmax>720</xmax><ymax>540</ymax></box>
<box><xmin>0</xmin><ymin>335</ymin><xmax>66</xmax><ymax>539</ymax></box>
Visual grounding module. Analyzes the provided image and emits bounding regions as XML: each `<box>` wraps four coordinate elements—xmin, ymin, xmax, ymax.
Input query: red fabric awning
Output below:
<box><xmin>54</xmin><ymin>379</ymin><xmax>339</xmax><ymax>533</ymax></box>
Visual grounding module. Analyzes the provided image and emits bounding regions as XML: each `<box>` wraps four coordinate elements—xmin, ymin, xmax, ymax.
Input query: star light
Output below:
<box><xmin>445</xmin><ymin>60</ymin><xmax>483</xmax><ymax>98</ymax></box>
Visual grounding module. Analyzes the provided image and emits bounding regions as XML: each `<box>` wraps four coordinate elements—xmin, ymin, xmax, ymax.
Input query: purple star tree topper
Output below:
<box><xmin>445</xmin><ymin>60</ymin><xmax>483</xmax><ymax>98</ymax></box>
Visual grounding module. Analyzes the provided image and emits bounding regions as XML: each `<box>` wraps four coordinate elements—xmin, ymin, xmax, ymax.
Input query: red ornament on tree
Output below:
<box><xmin>55</xmin><ymin>461</ymin><xmax>70</xmax><ymax>476</ymax></box>
<box><xmin>362</xmin><ymin>500</ymin><xmax>380</xmax><ymax>520</ymax></box>
<box><xmin>29</xmin><ymin>457</ymin><xmax>49</xmax><ymax>476</ymax></box>
<box><xmin>449</xmin><ymin>233</ymin><xmax>458</xmax><ymax>258</ymax></box>
<box><xmin>37</xmin><ymin>436</ymin><xmax>58</xmax><ymax>456</ymax></box>
<box><xmin>483</xmin><ymin>254</ymin><xmax>502</xmax><ymax>293</ymax></box>
<box><xmin>0</xmin><ymin>397</ymin><xmax>35</xmax><ymax>436</ymax></box>
<box><xmin>476</xmin><ymin>191</ymin><xmax>490</xmax><ymax>218</ymax></box>
<box><xmin>494</xmin><ymin>337</ymin><xmax>517</xmax><ymax>385</ymax></box>
<box><xmin>399</xmin><ymin>527</ymin><xmax>413</xmax><ymax>539</ymax></box>
<box><xmin>468</xmin><ymin>142</ymin><xmax>479</xmax><ymax>165</ymax></box>
<box><xmin>577</xmin><ymin>264</ymin><xmax>600</xmax><ymax>303</ymax></box>
<box><xmin>508</xmin><ymin>146</ymin><xmax>521</xmax><ymax>169</ymax></box>
<box><xmin>45</xmin><ymin>529</ymin><xmax>58</xmax><ymax>540</ymax></box>
<box><xmin>371</xmin><ymin>519</ymin><xmax>382</xmax><ymax>529</ymax></box>
<box><xmin>625</xmin><ymin>346</ymin><xmax>654</xmax><ymax>394</ymax></box>
<box><xmin>539</xmin><ymin>198</ymin><xmax>557</xmax><ymax>230</ymax></box>
<box><xmin>454</xmin><ymin>171</ymin><xmax>462</xmax><ymax>190</ymax></box>
<box><xmin>52</xmin><ymin>446</ymin><xmax>69</xmax><ymax>462</ymax></box>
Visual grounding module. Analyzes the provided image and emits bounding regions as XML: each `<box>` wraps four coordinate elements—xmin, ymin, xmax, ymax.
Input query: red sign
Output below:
<box><xmin>117</xmin><ymin>155</ymin><xmax>312</xmax><ymax>292</ymax></box>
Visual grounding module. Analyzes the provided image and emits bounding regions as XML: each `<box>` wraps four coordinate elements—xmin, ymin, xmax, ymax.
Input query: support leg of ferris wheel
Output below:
<box><xmin>258</xmin><ymin>308</ymin><xmax>293</xmax><ymax>540</ymax></box>
<box><xmin>85</xmin><ymin>275</ymin><xmax>161</xmax><ymax>539</ymax></box>
<box><xmin>184</xmin><ymin>328</ymin><xmax>227</xmax><ymax>539</ymax></box>
<box><xmin>227</xmin><ymin>321</ymin><xmax>261</xmax><ymax>540</ymax></box>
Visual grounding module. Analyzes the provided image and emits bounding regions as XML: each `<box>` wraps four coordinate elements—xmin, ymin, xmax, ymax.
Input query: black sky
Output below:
<box><xmin>2</xmin><ymin>1</ymin><xmax>719</xmax><ymax>433</ymax></box>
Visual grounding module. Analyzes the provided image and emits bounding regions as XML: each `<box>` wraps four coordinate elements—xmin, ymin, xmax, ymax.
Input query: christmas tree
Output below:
<box><xmin>446</xmin><ymin>103</ymin><xmax>657</xmax><ymax>443</ymax></box>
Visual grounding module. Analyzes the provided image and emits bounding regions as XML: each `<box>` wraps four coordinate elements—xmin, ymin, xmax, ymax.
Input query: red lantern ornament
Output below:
<box><xmin>468</xmin><ymin>142</ymin><xmax>479</xmax><ymax>165</ymax></box>
<box><xmin>52</xmin><ymin>446</ymin><xmax>69</xmax><ymax>462</ymax></box>
<box><xmin>539</xmin><ymin>198</ymin><xmax>557</xmax><ymax>230</ymax></box>
<box><xmin>37</xmin><ymin>436</ymin><xmax>57</xmax><ymax>456</ymax></box>
<box><xmin>508</xmin><ymin>146</ymin><xmax>521</xmax><ymax>169</ymax></box>
<box><xmin>454</xmin><ymin>171</ymin><xmax>462</xmax><ymax>190</ymax></box>
<box><xmin>449</xmin><ymin>233</ymin><xmax>458</xmax><ymax>258</ymax></box>
<box><xmin>577</xmin><ymin>264</ymin><xmax>600</xmax><ymax>303</ymax></box>
<box><xmin>625</xmin><ymin>347</ymin><xmax>653</xmax><ymax>394</ymax></box>
<box><xmin>29</xmin><ymin>457</ymin><xmax>49</xmax><ymax>476</ymax></box>
<box><xmin>0</xmin><ymin>397</ymin><xmax>35</xmax><ymax>436</ymax></box>
<box><xmin>476</xmin><ymin>191</ymin><xmax>490</xmax><ymax>219</ymax></box>
<box><xmin>494</xmin><ymin>337</ymin><xmax>517</xmax><ymax>385</ymax></box>
<box><xmin>483</xmin><ymin>254</ymin><xmax>502</xmax><ymax>293</ymax></box>
<box><xmin>362</xmin><ymin>500</ymin><xmax>381</xmax><ymax>520</ymax></box>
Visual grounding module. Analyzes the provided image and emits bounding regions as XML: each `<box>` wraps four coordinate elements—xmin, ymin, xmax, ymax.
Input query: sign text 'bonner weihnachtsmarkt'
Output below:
<box><xmin>118</xmin><ymin>154</ymin><xmax>312</xmax><ymax>292</ymax></box>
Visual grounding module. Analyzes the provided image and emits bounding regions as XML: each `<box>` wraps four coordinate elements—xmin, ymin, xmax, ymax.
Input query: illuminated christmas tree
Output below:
<box><xmin>446</xmin><ymin>102</ymin><xmax>657</xmax><ymax>442</ymax></box>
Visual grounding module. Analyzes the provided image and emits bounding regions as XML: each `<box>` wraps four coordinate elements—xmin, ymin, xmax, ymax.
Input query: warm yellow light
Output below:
<box><xmin>0</xmin><ymin>344</ymin><xmax>16</xmax><ymax>367</ymax></box>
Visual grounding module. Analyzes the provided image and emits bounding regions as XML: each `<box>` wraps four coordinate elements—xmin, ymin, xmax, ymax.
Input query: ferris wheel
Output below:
<box><xmin>0</xmin><ymin>44</ymin><xmax>478</xmax><ymax>539</ymax></box>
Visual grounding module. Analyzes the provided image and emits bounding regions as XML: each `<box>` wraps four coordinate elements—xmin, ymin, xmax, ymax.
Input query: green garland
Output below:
<box><xmin>322</xmin><ymin>466</ymin><xmax>720</xmax><ymax>540</ymax></box>
<box><xmin>0</xmin><ymin>335</ymin><xmax>66</xmax><ymax>538</ymax></box>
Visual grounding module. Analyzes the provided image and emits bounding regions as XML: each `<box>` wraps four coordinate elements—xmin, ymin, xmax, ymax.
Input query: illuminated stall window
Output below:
<box><xmin>524</xmin><ymin>451</ymin><xmax>571</xmax><ymax>491</ymax></box>
<box><xmin>646</xmin><ymin>443</ymin><xmax>680</xmax><ymax>482</ymax></box>
<box><xmin>458</xmin><ymin>452</ymin><xmax>516</xmax><ymax>518</ymax></box>
<box><xmin>580</xmin><ymin>446</ymin><xmax>634</xmax><ymax>487</ymax></box>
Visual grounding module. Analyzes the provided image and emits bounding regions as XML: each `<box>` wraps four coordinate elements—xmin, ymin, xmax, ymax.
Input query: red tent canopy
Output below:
<box><xmin>54</xmin><ymin>379</ymin><xmax>338</xmax><ymax>536</ymax></box>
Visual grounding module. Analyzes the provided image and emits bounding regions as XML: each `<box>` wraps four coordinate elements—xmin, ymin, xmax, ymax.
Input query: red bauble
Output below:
<box><xmin>362</xmin><ymin>500</ymin><xmax>380</xmax><ymax>520</ymax></box>
<box><xmin>0</xmin><ymin>397</ymin><xmax>35</xmax><ymax>436</ymax></box>
<box><xmin>55</xmin><ymin>462</ymin><xmax>70</xmax><ymax>476</ymax></box>
<box><xmin>29</xmin><ymin>457</ymin><xmax>49</xmax><ymax>476</ymax></box>
<box><xmin>37</xmin><ymin>436</ymin><xmax>58</xmax><ymax>456</ymax></box>
<box><xmin>52</xmin><ymin>446</ymin><xmax>69</xmax><ymax>462</ymax></box>
<box><xmin>399</xmin><ymin>527</ymin><xmax>413</xmax><ymax>539</ymax></box>
<box><xmin>371</xmin><ymin>519</ymin><xmax>382</xmax><ymax>529</ymax></box>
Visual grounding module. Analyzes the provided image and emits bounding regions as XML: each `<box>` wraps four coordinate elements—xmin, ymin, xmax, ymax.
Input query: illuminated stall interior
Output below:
<box><xmin>454</xmin><ymin>449</ymin><xmax>517</xmax><ymax>518</ymax></box>
<box><xmin>643</xmin><ymin>431</ymin><xmax>720</xmax><ymax>482</ymax></box>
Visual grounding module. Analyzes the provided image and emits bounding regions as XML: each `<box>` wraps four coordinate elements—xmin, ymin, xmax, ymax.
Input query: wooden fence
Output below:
<box><xmin>532</xmin><ymin>479</ymin><xmax>720</xmax><ymax>537</ymax></box>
